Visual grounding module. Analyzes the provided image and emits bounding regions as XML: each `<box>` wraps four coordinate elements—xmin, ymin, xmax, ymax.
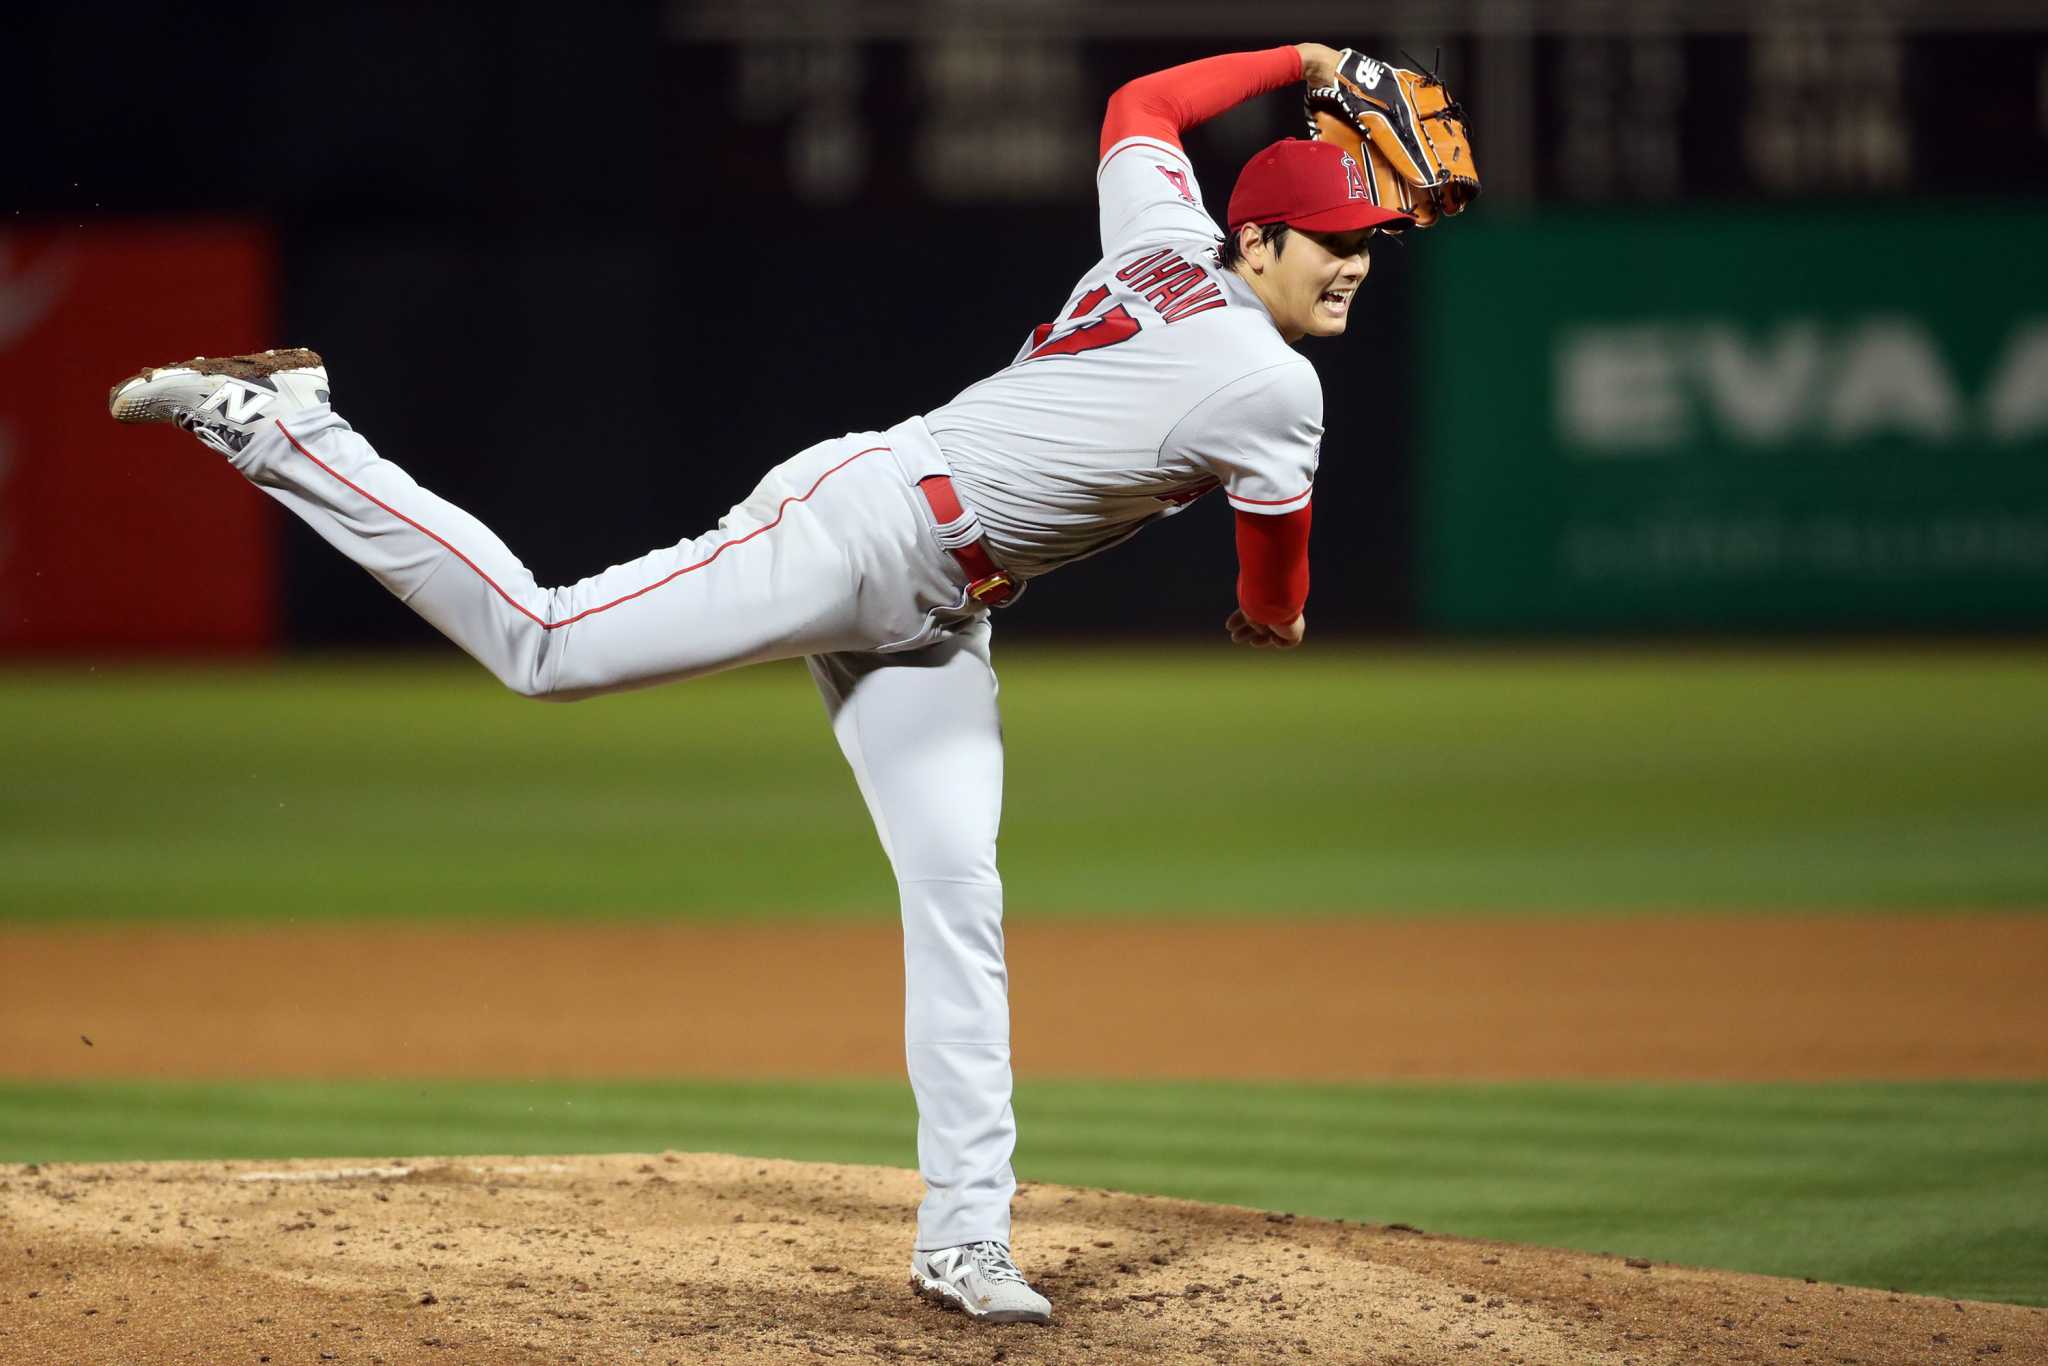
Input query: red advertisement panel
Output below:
<box><xmin>0</xmin><ymin>224</ymin><xmax>278</xmax><ymax>653</ymax></box>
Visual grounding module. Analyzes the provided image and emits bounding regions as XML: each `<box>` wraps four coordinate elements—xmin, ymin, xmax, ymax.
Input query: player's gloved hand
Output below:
<box><xmin>1304</xmin><ymin>48</ymin><xmax>1479</xmax><ymax>229</ymax></box>
<box><xmin>1226</xmin><ymin>609</ymin><xmax>1306</xmax><ymax>650</ymax></box>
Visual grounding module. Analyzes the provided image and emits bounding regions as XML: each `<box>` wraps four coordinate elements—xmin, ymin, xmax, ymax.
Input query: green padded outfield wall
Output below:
<box><xmin>1416</xmin><ymin>207</ymin><xmax>2048</xmax><ymax>631</ymax></box>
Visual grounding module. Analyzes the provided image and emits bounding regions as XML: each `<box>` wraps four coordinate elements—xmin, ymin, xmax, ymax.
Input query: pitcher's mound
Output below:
<box><xmin>2</xmin><ymin>1153</ymin><xmax>2037</xmax><ymax>1364</ymax></box>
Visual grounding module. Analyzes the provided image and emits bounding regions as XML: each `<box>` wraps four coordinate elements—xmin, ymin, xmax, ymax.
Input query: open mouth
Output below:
<box><xmin>1319</xmin><ymin>290</ymin><xmax>1353</xmax><ymax>313</ymax></box>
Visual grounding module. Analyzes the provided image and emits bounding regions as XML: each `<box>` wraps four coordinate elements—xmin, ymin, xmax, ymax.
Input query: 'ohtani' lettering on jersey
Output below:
<box><xmin>1113</xmin><ymin>247</ymin><xmax>1229</xmax><ymax>324</ymax></box>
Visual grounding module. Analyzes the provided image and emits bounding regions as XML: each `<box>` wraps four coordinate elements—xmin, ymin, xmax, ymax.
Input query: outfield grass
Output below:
<box><xmin>3</xmin><ymin>649</ymin><xmax>2046</xmax><ymax>921</ymax></box>
<box><xmin>3</xmin><ymin>1079</ymin><xmax>2041</xmax><ymax>1307</ymax></box>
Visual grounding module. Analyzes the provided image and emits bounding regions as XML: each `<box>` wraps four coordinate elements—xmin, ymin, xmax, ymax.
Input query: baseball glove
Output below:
<box><xmin>1305</xmin><ymin>48</ymin><xmax>1479</xmax><ymax>229</ymax></box>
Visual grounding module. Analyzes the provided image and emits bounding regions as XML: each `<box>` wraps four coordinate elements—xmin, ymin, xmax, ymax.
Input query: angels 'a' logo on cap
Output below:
<box><xmin>1340</xmin><ymin>152</ymin><xmax>1368</xmax><ymax>201</ymax></box>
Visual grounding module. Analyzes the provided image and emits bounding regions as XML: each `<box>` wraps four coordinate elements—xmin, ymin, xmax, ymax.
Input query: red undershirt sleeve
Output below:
<box><xmin>1100</xmin><ymin>47</ymin><xmax>1304</xmax><ymax>157</ymax></box>
<box><xmin>1234</xmin><ymin>504</ymin><xmax>1312</xmax><ymax>626</ymax></box>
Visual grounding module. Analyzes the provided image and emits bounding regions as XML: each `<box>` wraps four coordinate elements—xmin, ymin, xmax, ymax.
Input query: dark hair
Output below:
<box><xmin>1215</xmin><ymin>221</ymin><xmax>1289</xmax><ymax>270</ymax></box>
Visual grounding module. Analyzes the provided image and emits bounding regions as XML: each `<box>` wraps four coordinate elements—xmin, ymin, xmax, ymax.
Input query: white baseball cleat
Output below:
<box><xmin>107</xmin><ymin>348</ymin><xmax>328</xmax><ymax>458</ymax></box>
<box><xmin>909</xmin><ymin>1241</ymin><xmax>1052</xmax><ymax>1325</ymax></box>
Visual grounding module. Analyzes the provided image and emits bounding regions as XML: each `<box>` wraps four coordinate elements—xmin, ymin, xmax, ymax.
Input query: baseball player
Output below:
<box><xmin>110</xmin><ymin>44</ymin><xmax>1473</xmax><ymax>1325</ymax></box>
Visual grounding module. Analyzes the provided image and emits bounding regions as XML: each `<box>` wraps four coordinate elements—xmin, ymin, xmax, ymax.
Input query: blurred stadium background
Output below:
<box><xmin>5</xmin><ymin>0</ymin><xmax>2046</xmax><ymax>1316</ymax></box>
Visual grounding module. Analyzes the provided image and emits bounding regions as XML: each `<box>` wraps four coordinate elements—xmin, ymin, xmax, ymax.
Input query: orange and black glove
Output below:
<box><xmin>1304</xmin><ymin>49</ymin><xmax>1479</xmax><ymax>230</ymax></box>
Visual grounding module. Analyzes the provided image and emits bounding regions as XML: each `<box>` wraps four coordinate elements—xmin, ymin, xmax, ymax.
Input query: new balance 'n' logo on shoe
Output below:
<box><xmin>909</xmin><ymin>1241</ymin><xmax>1052</xmax><ymax>1325</ymax></box>
<box><xmin>200</xmin><ymin>376</ymin><xmax>285</xmax><ymax>425</ymax></box>
<box><xmin>108</xmin><ymin>348</ymin><xmax>330</xmax><ymax>459</ymax></box>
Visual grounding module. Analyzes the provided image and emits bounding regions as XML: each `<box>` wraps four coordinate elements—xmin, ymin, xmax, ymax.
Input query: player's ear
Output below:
<box><xmin>1236</xmin><ymin>222</ymin><xmax>1268</xmax><ymax>272</ymax></box>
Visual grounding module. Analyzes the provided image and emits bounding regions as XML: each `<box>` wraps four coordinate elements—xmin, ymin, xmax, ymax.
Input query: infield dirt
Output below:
<box><xmin>5</xmin><ymin>914</ymin><xmax>2045</xmax><ymax>1080</ymax></box>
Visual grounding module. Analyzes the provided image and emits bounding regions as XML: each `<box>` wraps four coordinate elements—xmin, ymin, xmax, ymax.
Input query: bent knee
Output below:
<box><xmin>897</xmin><ymin>871</ymin><xmax>1004</xmax><ymax>905</ymax></box>
<box><xmin>494</xmin><ymin>660</ymin><xmax>577</xmax><ymax>701</ymax></box>
<box><xmin>490</xmin><ymin>628</ymin><xmax>580</xmax><ymax>701</ymax></box>
<box><xmin>514</xmin><ymin>677</ymin><xmax>589</xmax><ymax>703</ymax></box>
<box><xmin>886</xmin><ymin>824</ymin><xmax>1003</xmax><ymax>887</ymax></box>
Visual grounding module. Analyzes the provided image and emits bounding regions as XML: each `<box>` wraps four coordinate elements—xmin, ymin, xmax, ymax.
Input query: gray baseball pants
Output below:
<box><xmin>231</xmin><ymin>407</ymin><xmax>1018</xmax><ymax>1251</ymax></box>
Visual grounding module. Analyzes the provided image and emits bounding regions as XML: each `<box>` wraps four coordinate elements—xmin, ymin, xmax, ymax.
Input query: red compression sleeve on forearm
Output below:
<box><xmin>1234</xmin><ymin>504</ymin><xmax>1312</xmax><ymax>626</ymax></box>
<box><xmin>1100</xmin><ymin>47</ymin><xmax>1304</xmax><ymax>156</ymax></box>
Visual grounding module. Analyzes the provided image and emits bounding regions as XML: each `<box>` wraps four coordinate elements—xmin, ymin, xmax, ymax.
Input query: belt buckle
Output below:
<box><xmin>967</xmin><ymin>572</ymin><xmax>1015</xmax><ymax>605</ymax></box>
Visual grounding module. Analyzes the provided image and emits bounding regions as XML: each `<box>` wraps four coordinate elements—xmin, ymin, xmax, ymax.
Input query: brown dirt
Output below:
<box><xmin>4</xmin><ymin>913</ymin><xmax>2044</xmax><ymax>1363</ymax></box>
<box><xmin>4</xmin><ymin>1153</ymin><xmax>2043</xmax><ymax>1366</ymax></box>
<box><xmin>3</xmin><ymin>914</ymin><xmax>2045</xmax><ymax>1081</ymax></box>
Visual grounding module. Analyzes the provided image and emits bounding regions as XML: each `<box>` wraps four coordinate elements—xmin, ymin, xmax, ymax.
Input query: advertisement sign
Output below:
<box><xmin>0</xmin><ymin>224</ymin><xmax>277</xmax><ymax>653</ymax></box>
<box><xmin>1417</xmin><ymin>208</ymin><xmax>2048</xmax><ymax>630</ymax></box>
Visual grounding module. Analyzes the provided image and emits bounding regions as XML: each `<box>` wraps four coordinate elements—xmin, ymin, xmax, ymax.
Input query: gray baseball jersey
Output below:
<box><xmin>928</xmin><ymin>133</ymin><xmax>1326</xmax><ymax>579</ymax></box>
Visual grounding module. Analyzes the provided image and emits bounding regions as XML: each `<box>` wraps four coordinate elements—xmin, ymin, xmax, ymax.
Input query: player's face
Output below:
<box><xmin>1270</xmin><ymin>227</ymin><xmax>1373</xmax><ymax>342</ymax></box>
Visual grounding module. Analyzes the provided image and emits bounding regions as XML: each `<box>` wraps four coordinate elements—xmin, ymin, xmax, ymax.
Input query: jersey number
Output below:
<box><xmin>1024</xmin><ymin>284</ymin><xmax>1140</xmax><ymax>361</ymax></box>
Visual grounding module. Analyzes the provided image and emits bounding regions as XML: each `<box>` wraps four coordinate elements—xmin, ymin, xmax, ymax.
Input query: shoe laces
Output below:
<box><xmin>966</xmin><ymin>1241</ymin><xmax>1028</xmax><ymax>1287</ymax></box>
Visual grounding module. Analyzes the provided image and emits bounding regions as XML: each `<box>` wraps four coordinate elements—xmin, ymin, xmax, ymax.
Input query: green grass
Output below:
<box><xmin>3</xmin><ymin>1079</ymin><xmax>2042</xmax><ymax>1307</ymax></box>
<box><xmin>3</xmin><ymin>649</ymin><xmax>2046</xmax><ymax>921</ymax></box>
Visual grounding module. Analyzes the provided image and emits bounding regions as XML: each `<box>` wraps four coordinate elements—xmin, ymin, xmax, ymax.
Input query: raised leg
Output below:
<box><xmin>807</xmin><ymin>621</ymin><xmax>1015</xmax><ymax>1250</ymax></box>
<box><xmin>236</xmin><ymin>406</ymin><xmax>927</xmax><ymax>698</ymax></box>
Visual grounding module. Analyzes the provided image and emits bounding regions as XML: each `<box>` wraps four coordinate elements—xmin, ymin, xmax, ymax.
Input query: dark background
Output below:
<box><xmin>10</xmin><ymin>0</ymin><xmax>2044</xmax><ymax>643</ymax></box>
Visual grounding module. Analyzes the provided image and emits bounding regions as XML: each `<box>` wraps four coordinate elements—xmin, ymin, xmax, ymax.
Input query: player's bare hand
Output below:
<box><xmin>1225</xmin><ymin>609</ymin><xmax>1306</xmax><ymax>649</ymax></box>
<box><xmin>1295</xmin><ymin>44</ymin><xmax>1343</xmax><ymax>88</ymax></box>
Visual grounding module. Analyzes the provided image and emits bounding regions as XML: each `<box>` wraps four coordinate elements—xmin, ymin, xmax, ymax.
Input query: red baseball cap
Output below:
<box><xmin>1226</xmin><ymin>138</ymin><xmax>1412</xmax><ymax>233</ymax></box>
